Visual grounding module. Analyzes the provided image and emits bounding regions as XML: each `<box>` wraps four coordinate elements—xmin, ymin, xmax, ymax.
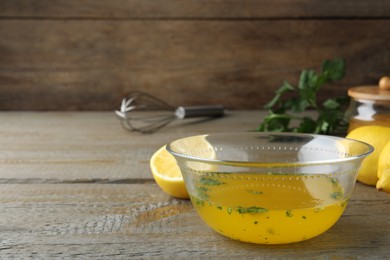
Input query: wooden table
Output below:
<box><xmin>1</xmin><ymin>111</ymin><xmax>389</xmax><ymax>258</ymax></box>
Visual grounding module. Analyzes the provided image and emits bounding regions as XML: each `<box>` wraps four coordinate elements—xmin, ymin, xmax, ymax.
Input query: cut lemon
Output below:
<box><xmin>150</xmin><ymin>145</ymin><xmax>189</xmax><ymax>199</ymax></box>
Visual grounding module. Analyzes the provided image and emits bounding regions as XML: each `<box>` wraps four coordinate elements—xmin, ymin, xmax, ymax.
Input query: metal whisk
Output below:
<box><xmin>115</xmin><ymin>91</ymin><xmax>225</xmax><ymax>133</ymax></box>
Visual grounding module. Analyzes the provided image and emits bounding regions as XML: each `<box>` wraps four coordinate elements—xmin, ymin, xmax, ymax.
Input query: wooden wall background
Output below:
<box><xmin>0</xmin><ymin>0</ymin><xmax>390</xmax><ymax>110</ymax></box>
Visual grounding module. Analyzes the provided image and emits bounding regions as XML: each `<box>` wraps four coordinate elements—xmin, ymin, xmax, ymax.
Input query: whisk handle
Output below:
<box><xmin>175</xmin><ymin>105</ymin><xmax>225</xmax><ymax>119</ymax></box>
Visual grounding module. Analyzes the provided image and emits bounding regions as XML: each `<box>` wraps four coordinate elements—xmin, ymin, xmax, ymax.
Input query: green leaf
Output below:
<box><xmin>263</xmin><ymin>81</ymin><xmax>295</xmax><ymax>109</ymax></box>
<box><xmin>298</xmin><ymin>70</ymin><xmax>318</xmax><ymax>90</ymax></box>
<box><xmin>277</xmin><ymin>81</ymin><xmax>295</xmax><ymax>94</ymax></box>
<box><xmin>257</xmin><ymin>112</ymin><xmax>292</xmax><ymax>132</ymax></box>
<box><xmin>323</xmin><ymin>99</ymin><xmax>340</xmax><ymax>110</ymax></box>
<box><xmin>257</xmin><ymin>58</ymin><xmax>347</xmax><ymax>135</ymax></box>
<box><xmin>299</xmin><ymin>89</ymin><xmax>317</xmax><ymax>108</ymax></box>
<box><xmin>319</xmin><ymin>120</ymin><xmax>330</xmax><ymax>133</ymax></box>
<box><xmin>295</xmin><ymin>117</ymin><xmax>317</xmax><ymax>133</ymax></box>
<box><xmin>322</xmin><ymin>58</ymin><xmax>345</xmax><ymax>81</ymax></box>
<box><xmin>298</xmin><ymin>70</ymin><xmax>309</xmax><ymax>90</ymax></box>
<box><xmin>297</xmin><ymin>70</ymin><xmax>319</xmax><ymax>108</ymax></box>
<box><xmin>286</xmin><ymin>98</ymin><xmax>310</xmax><ymax>113</ymax></box>
<box><xmin>263</xmin><ymin>95</ymin><xmax>280</xmax><ymax>109</ymax></box>
<box><xmin>315</xmin><ymin>73</ymin><xmax>328</xmax><ymax>89</ymax></box>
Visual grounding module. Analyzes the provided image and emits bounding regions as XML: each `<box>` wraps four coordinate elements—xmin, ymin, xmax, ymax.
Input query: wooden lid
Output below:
<box><xmin>348</xmin><ymin>86</ymin><xmax>390</xmax><ymax>101</ymax></box>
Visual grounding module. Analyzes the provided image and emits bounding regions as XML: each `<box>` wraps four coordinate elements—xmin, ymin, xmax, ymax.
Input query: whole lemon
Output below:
<box><xmin>376</xmin><ymin>141</ymin><xmax>390</xmax><ymax>193</ymax></box>
<box><xmin>346</xmin><ymin>126</ymin><xmax>390</xmax><ymax>186</ymax></box>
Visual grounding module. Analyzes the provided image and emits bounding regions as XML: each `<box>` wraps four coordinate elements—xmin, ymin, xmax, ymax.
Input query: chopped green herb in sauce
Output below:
<box><xmin>237</xmin><ymin>206</ymin><xmax>268</xmax><ymax>214</ymax></box>
<box><xmin>194</xmin><ymin>198</ymin><xmax>205</xmax><ymax>207</ymax></box>
<box><xmin>197</xmin><ymin>186</ymin><xmax>209</xmax><ymax>200</ymax></box>
<box><xmin>267</xmin><ymin>228</ymin><xmax>275</xmax><ymax>235</ymax></box>
<box><xmin>329</xmin><ymin>177</ymin><xmax>338</xmax><ymax>185</ymax></box>
<box><xmin>246</xmin><ymin>190</ymin><xmax>264</xmax><ymax>195</ymax></box>
<box><xmin>330</xmin><ymin>192</ymin><xmax>343</xmax><ymax>200</ymax></box>
<box><xmin>199</xmin><ymin>177</ymin><xmax>225</xmax><ymax>186</ymax></box>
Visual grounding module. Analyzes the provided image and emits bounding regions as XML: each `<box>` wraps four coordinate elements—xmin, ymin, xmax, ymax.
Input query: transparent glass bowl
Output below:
<box><xmin>167</xmin><ymin>132</ymin><xmax>373</xmax><ymax>244</ymax></box>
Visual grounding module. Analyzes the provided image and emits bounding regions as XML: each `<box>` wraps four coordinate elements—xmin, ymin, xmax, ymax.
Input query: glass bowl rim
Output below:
<box><xmin>166</xmin><ymin>132</ymin><xmax>374</xmax><ymax>167</ymax></box>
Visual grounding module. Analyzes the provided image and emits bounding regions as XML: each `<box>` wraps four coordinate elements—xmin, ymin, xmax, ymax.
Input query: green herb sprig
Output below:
<box><xmin>257</xmin><ymin>58</ymin><xmax>349</xmax><ymax>135</ymax></box>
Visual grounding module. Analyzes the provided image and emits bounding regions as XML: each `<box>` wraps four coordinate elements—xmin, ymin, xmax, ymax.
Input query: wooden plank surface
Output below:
<box><xmin>0</xmin><ymin>183</ymin><xmax>389</xmax><ymax>258</ymax></box>
<box><xmin>1</xmin><ymin>0</ymin><xmax>390</xmax><ymax>18</ymax></box>
<box><xmin>0</xmin><ymin>111</ymin><xmax>262</xmax><ymax>182</ymax></box>
<box><xmin>0</xmin><ymin>111</ymin><xmax>389</xmax><ymax>258</ymax></box>
<box><xmin>1</xmin><ymin>19</ymin><xmax>389</xmax><ymax>110</ymax></box>
<box><xmin>1</xmin><ymin>1</ymin><xmax>390</xmax><ymax>110</ymax></box>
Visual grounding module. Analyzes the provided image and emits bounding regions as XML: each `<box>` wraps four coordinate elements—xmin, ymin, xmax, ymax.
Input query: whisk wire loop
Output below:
<box><xmin>115</xmin><ymin>91</ymin><xmax>224</xmax><ymax>133</ymax></box>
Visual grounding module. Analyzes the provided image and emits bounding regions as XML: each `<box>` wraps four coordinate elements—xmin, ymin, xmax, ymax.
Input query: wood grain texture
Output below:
<box><xmin>0</xmin><ymin>183</ymin><xmax>389</xmax><ymax>258</ymax></box>
<box><xmin>1</xmin><ymin>0</ymin><xmax>390</xmax><ymax>19</ymax></box>
<box><xmin>1</xmin><ymin>18</ymin><xmax>390</xmax><ymax>110</ymax></box>
<box><xmin>0</xmin><ymin>111</ymin><xmax>389</xmax><ymax>258</ymax></box>
<box><xmin>1</xmin><ymin>1</ymin><xmax>390</xmax><ymax>110</ymax></box>
<box><xmin>0</xmin><ymin>111</ymin><xmax>265</xmax><ymax>181</ymax></box>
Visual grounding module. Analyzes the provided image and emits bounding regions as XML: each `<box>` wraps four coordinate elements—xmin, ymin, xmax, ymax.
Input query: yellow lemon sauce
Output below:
<box><xmin>190</xmin><ymin>173</ymin><xmax>348</xmax><ymax>244</ymax></box>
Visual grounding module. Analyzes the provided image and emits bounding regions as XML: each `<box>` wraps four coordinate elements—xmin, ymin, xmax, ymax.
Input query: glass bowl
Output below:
<box><xmin>167</xmin><ymin>132</ymin><xmax>373</xmax><ymax>244</ymax></box>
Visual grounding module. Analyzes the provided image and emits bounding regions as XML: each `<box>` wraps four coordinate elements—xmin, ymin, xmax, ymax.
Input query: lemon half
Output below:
<box><xmin>150</xmin><ymin>145</ymin><xmax>189</xmax><ymax>199</ymax></box>
<box><xmin>150</xmin><ymin>135</ymin><xmax>217</xmax><ymax>199</ymax></box>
